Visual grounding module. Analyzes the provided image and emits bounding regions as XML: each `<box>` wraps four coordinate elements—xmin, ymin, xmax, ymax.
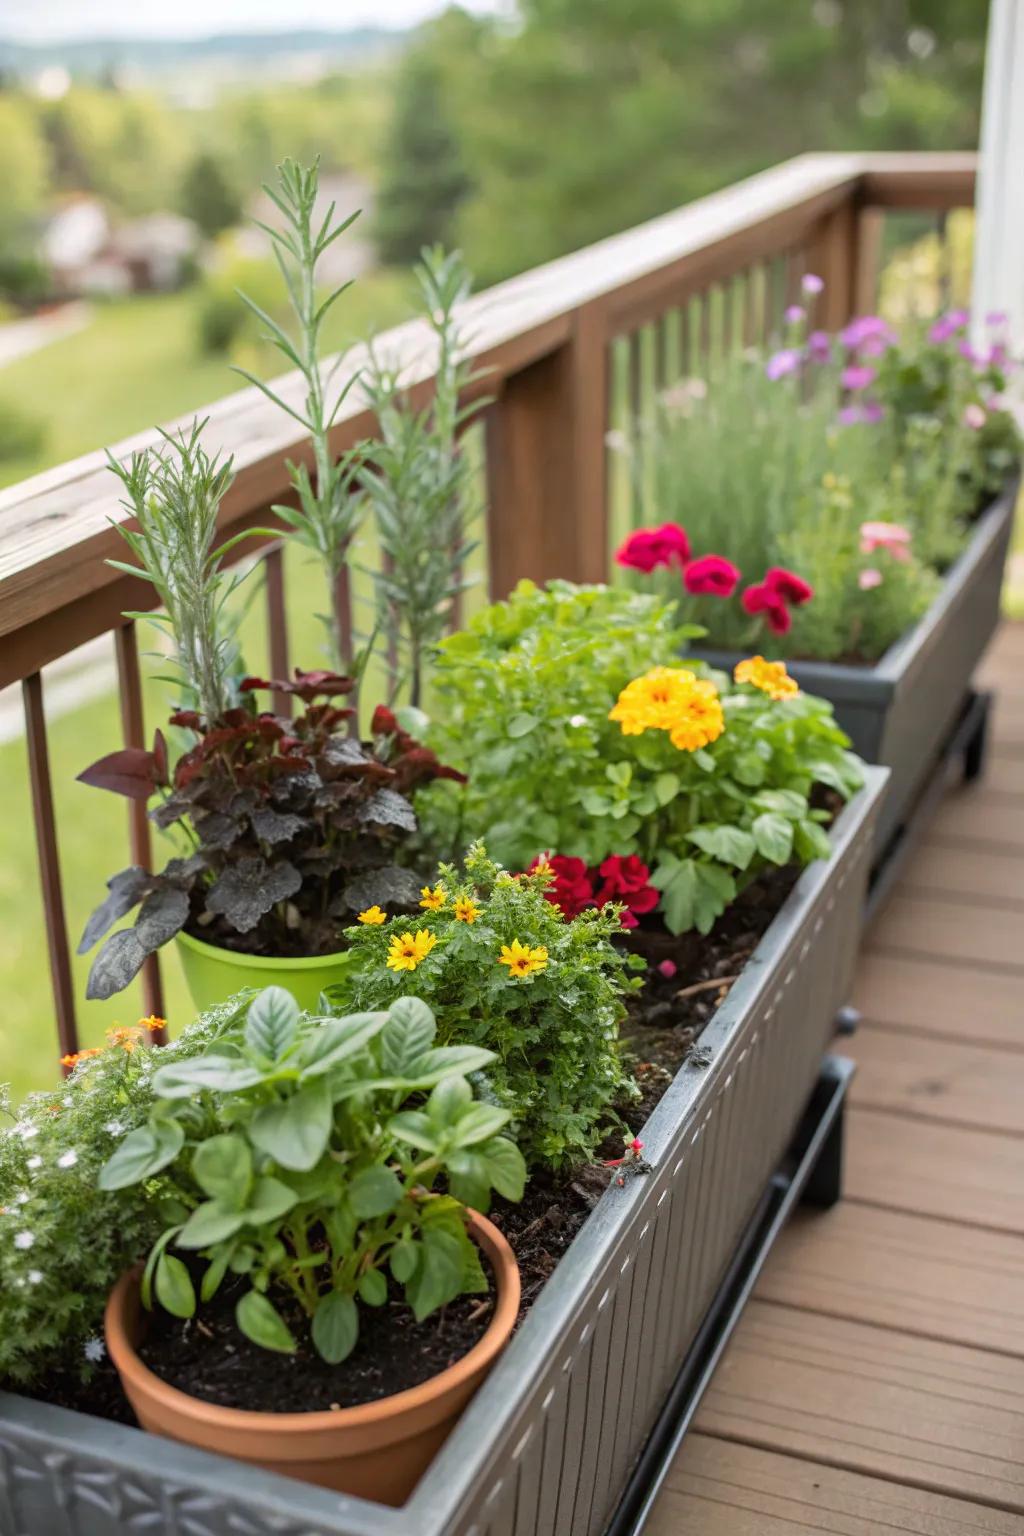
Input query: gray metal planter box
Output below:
<box><xmin>0</xmin><ymin>767</ymin><xmax>887</xmax><ymax>1536</ymax></box>
<box><xmin>696</xmin><ymin>482</ymin><xmax>1016</xmax><ymax>856</ymax></box>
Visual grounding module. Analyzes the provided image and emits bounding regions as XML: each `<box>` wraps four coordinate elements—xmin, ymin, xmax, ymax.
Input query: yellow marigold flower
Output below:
<box><xmin>734</xmin><ymin>655</ymin><xmax>800</xmax><ymax>702</ymax></box>
<box><xmin>386</xmin><ymin>929</ymin><xmax>437</xmax><ymax>973</ymax></box>
<box><xmin>138</xmin><ymin>1014</ymin><xmax>166</xmax><ymax>1033</ymax></box>
<box><xmin>358</xmin><ymin>905</ymin><xmax>387</xmax><ymax>925</ymax></box>
<box><xmin>454</xmin><ymin>896</ymin><xmax>480</xmax><ymax>924</ymax></box>
<box><xmin>610</xmin><ymin>667</ymin><xmax>724</xmax><ymax>753</ymax></box>
<box><xmin>498</xmin><ymin>939</ymin><xmax>549</xmax><ymax>978</ymax></box>
<box><xmin>419</xmin><ymin>885</ymin><xmax>447</xmax><ymax>912</ymax></box>
<box><xmin>106</xmin><ymin>1026</ymin><xmax>144</xmax><ymax>1054</ymax></box>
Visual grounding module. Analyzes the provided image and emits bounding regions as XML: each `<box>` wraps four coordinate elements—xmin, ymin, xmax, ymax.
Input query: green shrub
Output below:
<box><xmin>195</xmin><ymin>253</ymin><xmax>279</xmax><ymax>355</ymax></box>
<box><xmin>0</xmin><ymin>395</ymin><xmax>46</xmax><ymax>463</ymax></box>
<box><xmin>338</xmin><ymin>843</ymin><xmax>638</xmax><ymax>1171</ymax></box>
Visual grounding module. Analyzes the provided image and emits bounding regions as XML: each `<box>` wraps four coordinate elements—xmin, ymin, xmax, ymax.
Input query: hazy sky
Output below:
<box><xmin>0</xmin><ymin>0</ymin><xmax>501</xmax><ymax>40</ymax></box>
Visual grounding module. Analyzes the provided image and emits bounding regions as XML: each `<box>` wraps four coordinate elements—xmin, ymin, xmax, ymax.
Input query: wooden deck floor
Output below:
<box><xmin>647</xmin><ymin>625</ymin><xmax>1024</xmax><ymax>1535</ymax></box>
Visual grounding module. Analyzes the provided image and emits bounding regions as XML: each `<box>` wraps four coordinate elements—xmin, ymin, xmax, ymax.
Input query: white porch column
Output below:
<box><xmin>972</xmin><ymin>0</ymin><xmax>1024</xmax><ymax>350</ymax></box>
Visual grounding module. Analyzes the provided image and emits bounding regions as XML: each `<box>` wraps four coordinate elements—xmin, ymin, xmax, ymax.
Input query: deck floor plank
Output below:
<box><xmin>843</xmin><ymin>1024</ymin><xmax>1024</xmax><ymax>1136</ymax></box>
<box><xmin>867</xmin><ymin>892</ymin><xmax>1024</xmax><ymax>971</ymax></box>
<box><xmin>851</xmin><ymin>951</ymin><xmax>1024</xmax><ymax>1049</ymax></box>
<box><xmin>649</xmin><ymin>1437</ymin><xmax>1024</xmax><ymax>1535</ymax></box>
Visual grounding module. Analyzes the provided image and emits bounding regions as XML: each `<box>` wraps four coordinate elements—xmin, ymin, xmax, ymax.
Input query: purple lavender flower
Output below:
<box><xmin>765</xmin><ymin>347</ymin><xmax>802</xmax><ymax>381</ymax></box>
<box><xmin>840</xmin><ymin>315</ymin><xmax>897</xmax><ymax>352</ymax></box>
<box><xmin>807</xmin><ymin>329</ymin><xmax>831</xmax><ymax>363</ymax></box>
<box><xmin>928</xmin><ymin>308</ymin><xmax>970</xmax><ymax>344</ymax></box>
<box><xmin>840</xmin><ymin>364</ymin><xmax>877</xmax><ymax>391</ymax></box>
<box><xmin>784</xmin><ymin>304</ymin><xmax>806</xmax><ymax>324</ymax></box>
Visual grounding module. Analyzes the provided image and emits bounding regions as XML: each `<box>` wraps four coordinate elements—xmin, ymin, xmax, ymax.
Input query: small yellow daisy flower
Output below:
<box><xmin>358</xmin><ymin>905</ymin><xmax>387</xmax><ymax>925</ymax></box>
<box><xmin>734</xmin><ymin>655</ymin><xmax>800</xmax><ymax>702</ymax></box>
<box><xmin>454</xmin><ymin>896</ymin><xmax>481</xmax><ymax>924</ymax></box>
<box><xmin>419</xmin><ymin>885</ymin><xmax>447</xmax><ymax>912</ymax></box>
<box><xmin>498</xmin><ymin>939</ymin><xmax>549</xmax><ymax>978</ymax></box>
<box><xmin>386</xmin><ymin>929</ymin><xmax>438</xmax><ymax>973</ymax></box>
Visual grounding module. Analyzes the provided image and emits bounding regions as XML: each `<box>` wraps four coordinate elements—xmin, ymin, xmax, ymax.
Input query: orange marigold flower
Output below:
<box><xmin>106</xmin><ymin>1025</ymin><xmax>144</xmax><ymax>1054</ymax></box>
<box><xmin>61</xmin><ymin>1047</ymin><xmax>103</xmax><ymax>1069</ymax></box>
<box><xmin>734</xmin><ymin>655</ymin><xmax>800</xmax><ymax>702</ymax></box>
<box><xmin>138</xmin><ymin>1014</ymin><xmax>166</xmax><ymax>1034</ymax></box>
<box><xmin>609</xmin><ymin>667</ymin><xmax>724</xmax><ymax>752</ymax></box>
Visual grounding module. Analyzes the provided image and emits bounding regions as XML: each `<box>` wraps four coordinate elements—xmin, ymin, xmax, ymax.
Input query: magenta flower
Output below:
<box><xmin>840</xmin><ymin>315</ymin><xmax>896</xmax><ymax>352</ymax></box>
<box><xmin>963</xmin><ymin>402</ymin><xmax>986</xmax><ymax>430</ymax></box>
<box><xmin>840</xmin><ymin>364</ymin><xmax>876</xmax><ymax>391</ymax></box>
<box><xmin>765</xmin><ymin>347</ymin><xmax>802</xmax><ymax>381</ymax></box>
<box><xmin>860</xmin><ymin>521</ymin><xmax>911</xmax><ymax>562</ymax></box>
<box><xmin>859</xmin><ymin>568</ymin><xmax>883</xmax><ymax>591</ymax></box>
<box><xmin>986</xmin><ymin>311</ymin><xmax>1009</xmax><ymax>328</ymax></box>
<box><xmin>657</xmin><ymin>959</ymin><xmax>677</xmax><ymax>980</ymax></box>
<box><xmin>802</xmin><ymin>273</ymin><xmax>825</xmax><ymax>295</ymax></box>
<box><xmin>765</xmin><ymin>566</ymin><xmax>814</xmax><ymax>606</ymax></box>
<box><xmin>784</xmin><ymin>304</ymin><xmax>806</xmax><ymax>324</ymax></box>
<box><xmin>742</xmin><ymin>583</ymin><xmax>791</xmax><ymax>635</ymax></box>
<box><xmin>807</xmin><ymin>329</ymin><xmax>831</xmax><ymax>362</ymax></box>
<box><xmin>838</xmin><ymin>401</ymin><xmax>885</xmax><ymax>426</ymax></box>
<box><xmin>929</xmin><ymin>308</ymin><xmax>969</xmax><ymax>343</ymax></box>
<box><xmin>683</xmin><ymin>554</ymin><xmax>741</xmax><ymax>597</ymax></box>
<box><xmin>615</xmin><ymin>523</ymin><xmax>691</xmax><ymax>573</ymax></box>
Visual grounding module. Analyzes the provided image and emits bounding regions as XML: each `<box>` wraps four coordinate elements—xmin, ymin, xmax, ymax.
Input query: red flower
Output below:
<box><xmin>371</xmin><ymin>704</ymin><xmax>399</xmax><ymax>736</ymax></box>
<box><xmin>594</xmin><ymin>854</ymin><xmax>659</xmax><ymax>929</ymax></box>
<box><xmin>683</xmin><ymin>554</ymin><xmax>741</xmax><ymax>598</ymax></box>
<box><xmin>615</xmin><ymin>523</ymin><xmax>691</xmax><ymax>574</ymax></box>
<box><xmin>764</xmin><ymin>567</ymin><xmax>813</xmax><ymax>606</ymax></box>
<box><xmin>742</xmin><ymin>583</ymin><xmax>792</xmax><ymax>635</ymax></box>
<box><xmin>528</xmin><ymin>854</ymin><xmax>595</xmax><ymax>919</ymax></box>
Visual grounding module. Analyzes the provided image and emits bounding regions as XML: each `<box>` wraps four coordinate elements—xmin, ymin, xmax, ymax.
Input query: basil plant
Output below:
<box><xmin>99</xmin><ymin>987</ymin><xmax>526</xmax><ymax>1362</ymax></box>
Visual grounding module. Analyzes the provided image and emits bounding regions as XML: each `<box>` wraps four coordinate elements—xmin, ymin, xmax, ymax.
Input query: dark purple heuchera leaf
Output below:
<box><xmin>338</xmin><ymin>866</ymin><xmax>422</xmax><ymax>914</ymax></box>
<box><xmin>193</xmin><ymin>811</ymin><xmax>241</xmax><ymax>850</ymax></box>
<box><xmin>150</xmin><ymin>794</ymin><xmax>192</xmax><ymax>830</ymax></box>
<box><xmin>206</xmin><ymin>857</ymin><xmax>302</xmax><ymax>934</ymax></box>
<box><xmin>163</xmin><ymin>852</ymin><xmax>209</xmax><ymax>884</ymax></box>
<box><xmin>77</xmin><ymin>732</ymin><xmax>169</xmax><ymax>801</ymax></box>
<box><xmin>358</xmin><ymin>788</ymin><xmax>417</xmax><ymax>834</ymax></box>
<box><xmin>78</xmin><ymin>866</ymin><xmax>153</xmax><ymax>954</ymax></box>
<box><xmin>84</xmin><ymin>885</ymin><xmax>189</xmax><ymax>1000</ymax></box>
<box><xmin>250</xmin><ymin>808</ymin><xmax>305</xmax><ymax>844</ymax></box>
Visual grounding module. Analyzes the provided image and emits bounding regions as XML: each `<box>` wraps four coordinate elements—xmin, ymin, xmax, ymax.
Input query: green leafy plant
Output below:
<box><xmin>338</xmin><ymin>843</ymin><xmax>638</xmax><ymax>1170</ymax></box>
<box><xmin>0</xmin><ymin>996</ymin><xmax>250</xmax><ymax>1387</ymax></box>
<box><xmin>100</xmin><ymin>986</ymin><xmax>525</xmax><ymax>1361</ymax></box>
<box><xmin>419</xmin><ymin>584</ymin><xmax>863</xmax><ymax>935</ymax></box>
<box><xmin>359</xmin><ymin>246</ymin><xmax>486</xmax><ymax>706</ymax></box>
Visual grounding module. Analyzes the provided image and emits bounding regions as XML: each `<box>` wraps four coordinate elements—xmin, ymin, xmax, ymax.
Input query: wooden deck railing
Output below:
<box><xmin>0</xmin><ymin>150</ymin><xmax>977</xmax><ymax>1061</ymax></box>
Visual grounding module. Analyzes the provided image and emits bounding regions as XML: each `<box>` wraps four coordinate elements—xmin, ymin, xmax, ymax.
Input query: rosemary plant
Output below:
<box><xmin>108</xmin><ymin>421</ymin><xmax>259</xmax><ymax>725</ymax></box>
<box><xmin>234</xmin><ymin>158</ymin><xmax>363</xmax><ymax>674</ymax></box>
<box><xmin>359</xmin><ymin>247</ymin><xmax>486</xmax><ymax>707</ymax></box>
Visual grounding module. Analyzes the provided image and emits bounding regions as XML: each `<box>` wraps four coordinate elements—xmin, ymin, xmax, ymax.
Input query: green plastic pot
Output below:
<box><xmin>176</xmin><ymin>930</ymin><xmax>352</xmax><ymax>1015</ymax></box>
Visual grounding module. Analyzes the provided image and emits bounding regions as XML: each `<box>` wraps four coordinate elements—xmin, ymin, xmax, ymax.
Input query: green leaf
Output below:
<box><xmin>390</xmin><ymin>1237</ymin><xmax>418</xmax><ymax>1283</ymax></box>
<box><xmin>794</xmin><ymin>818</ymin><xmax>832</xmax><ymax>862</ymax></box>
<box><xmin>507</xmin><ymin>713</ymin><xmax>539</xmax><ymax>738</ymax></box>
<box><xmin>449</xmin><ymin>1103</ymin><xmax>512</xmax><ymax>1148</ymax></box>
<box><xmin>299</xmin><ymin>1012</ymin><xmax>388</xmax><ymax>1079</ymax></box>
<box><xmin>357</xmin><ymin>1268</ymin><xmax>388</xmax><ymax>1307</ymax></box>
<box><xmin>141</xmin><ymin>1227</ymin><xmax>180</xmax><ymax>1309</ymax></box>
<box><xmin>581</xmin><ymin>791</ymin><xmax>612</xmax><ymax>816</ymax></box>
<box><xmin>752</xmin><ymin>812</ymin><xmax>794</xmax><ymax>865</ymax></box>
<box><xmin>426</xmin><ymin>1073</ymin><xmax>473</xmax><ymax>1127</ymax></box>
<box><xmin>152</xmin><ymin>1055</ymin><xmax>266</xmax><ymax>1099</ymax></box>
<box><xmin>693</xmin><ymin>863</ymin><xmax>736</xmax><ymax>935</ymax></box>
<box><xmin>480</xmin><ymin>1136</ymin><xmax>527</xmax><ymax>1201</ymax></box>
<box><xmin>247</xmin><ymin>1175</ymin><xmax>300</xmax><ymax>1223</ymax></box>
<box><xmin>407</xmin><ymin>1045</ymin><xmax>496</xmax><ymax>1084</ymax></box>
<box><xmin>236</xmin><ymin>1289</ymin><xmax>296</xmax><ymax>1354</ymax></box>
<box><xmin>405</xmin><ymin>1226</ymin><xmax>466</xmax><ymax>1321</ymax></box>
<box><xmin>177</xmin><ymin>1200</ymin><xmax>249</xmax><ymax>1249</ymax></box>
<box><xmin>244</xmin><ymin>986</ymin><xmax>300</xmax><ymax>1063</ymax></box>
<box><xmin>731</xmin><ymin>751</ymin><xmax>767</xmax><ymax>787</ymax></box>
<box><xmin>446</xmin><ymin>1150</ymin><xmax>493</xmax><ymax>1212</ymax></box>
<box><xmin>653</xmin><ymin>857</ymin><xmax>698</xmax><ymax>935</ymax></box>
<box><xmin>192</xmin><ymin>1134</ymin><xmax>252</xmax><ymax>1207</ymax></box>
<box><xmin>99</xmin><ymin>1119</ymin><xmax>184</xmax><ymax>1191</ymax></box>
<box><xmin>753</xmin><ymin>788</ymin><xmax>806</xmax><ymax>819</ymax></box>
<box><xmin>200</xmin><ymin>1248</ymin><xmax>232</xmax><ymax>1303</ymax></box>
<box><xmin>250</xmin><ymin>1078</ymin><xmax>332</xmax><ymax>1171</ymax></box>
<box><xmin>653</xmin><ymin>772</ymin><xmax>680</xmax><ymax>806</ymax></box>
<box><xmin>687</xmin><ymin>825</ymin><xmax>756</xmax><ymax>871</ymax></box>
<box><xmin>605</xmin><ymin>761</ymin><xmax>631</xmax><ymax>787</ymax></box>
<box><xmin>388</xmin><ymin>1109</ymin><xmax>438</xmax><ymax>1153</ymax></box>
<box><xmin>155</xmin><ymin>1252</ymin><xmax>195</xmax><ymax>1319</ymax></box>
<box><xmin>379</xmin><ymin>997</ymin><xmax>436</xmax><ymax>1076</ymax></box>
<box><xmin>311</xmin><ymin>1289</ymin><xmax>358</xmax><ymax>1364</ymax></box>
<box><xmin>348</xmin><ymin>1164</ymin><xmax>404</xmax><ymax>1219</ymax></box>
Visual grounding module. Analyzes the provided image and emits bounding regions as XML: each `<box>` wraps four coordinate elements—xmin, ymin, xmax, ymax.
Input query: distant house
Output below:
<box><xmin>240</xmin><ymin>169</ymin><xmax>375</xmax><ymax>282</ymax></box>
<box><xmin>40</xmin><ymin>201</ymin><xmax>200</xmax><ymax>296</ymax></box>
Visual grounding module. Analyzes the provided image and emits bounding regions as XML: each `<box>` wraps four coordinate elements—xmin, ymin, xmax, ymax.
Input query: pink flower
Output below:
<box><xmin>802</xmin><ymin>273</ymin><xmax>825</xmax><ymax>295</ymax></box>
<box><xmin>929</xmin><ymin>308</ymin><xmax>969</xmax><ymax>343</ymax></box>
<box><xmin>841</xmin><ymin>364</ymin><xmax>876</xmax><ymax>391</ymax></box>
<box><xmin>860</xmin><ymin>521</ymin><xmax>911</xmax><ymax>562</ymax></box>
<box><xmin>657</xmin><ymin>959</ymin><xmax>677</xmax><ymax>980</ymax></box>
<box><xmin>683</xmin><ymin>554</ymin><xmax>741</xmax><ymax>598</ymax></box>
<box><xmin>840</xmin><ymin>315</ymin><xmax>896</xmax><ymax>352</ymax></box>
<box><xmin>807</xmin><ymin>330</ymin><xmax>832</xmax><ymax>362</ymax></box>
<box><xmin>963</xmin><ymin>402</ymin><xmax>987</xmax><ymax>430</ymax></box>
<box><xmin>615</xmin><ymin>523</ymin><xmax>691</xmax><ymax>574</ymax></box>
<box><xmin>742</xmin><ymin>583</ymin><xmax>792</xmax><ymax>635</ymax></box>
<box><xmin>765</xmin><ymin>567</ymin><xmax>814</xmax><ymax>606</ymax></box>
<box><xmin>986</xmin><ymin>311</ymin><xmax>1009</xmax><ymax>328</ymax></box>
<box><xmin>858</xmin><ymin>568</ymin><xmax>883</xmax><ymax>591</ymax></box>
<box><xmin>838</xmin><ymin>401</ymin><xmax>885</xmax><ymax>426</ymax></box>
<box><xmin>765</xmin><ymin>348</ymin><xmax>802</xmax><ymax>381</ymax></box>
<box><xmin>784</xmin><ymin>304</ymin><xmax>805</xmax><ymax>324</ymax></box>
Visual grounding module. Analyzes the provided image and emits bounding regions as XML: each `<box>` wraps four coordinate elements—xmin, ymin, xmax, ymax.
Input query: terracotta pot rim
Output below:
<box><xmin>105</xmin><ymin>1209</ymin><xmax>520</xmax><ymax>1434</ymax></box>
<box><xmin>175</xmin><ymin>929</ymin><xmax>349</xmax><ymax>970</ymax></box>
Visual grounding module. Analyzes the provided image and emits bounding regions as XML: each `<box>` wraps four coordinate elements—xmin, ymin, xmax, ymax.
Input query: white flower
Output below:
<box><xmin>57</xmin><ymin>1149</ymin><xmax>78</xmax><ymax>1170</ymax></box>
<box><xmin>569</xmin><ymin>714</ymin><xmax>588</xmax><ymax>728</ymax></box>
<box><xmin>26</xmin><ymin>1156</ymin><xmax>42</xmax><ymax>1171</ymax></box>
<box><xmin>103</xmin><ymin>1120</ymin><xmax>125</xmax><ymax>1137</ymax></box>
<box><xmin>62</xmin><ymin>1096</ymin><xmax>73</xmax><ymax>1108</ymax></box>
<box><xmin>15</xmin><ymin>1125</ymin><xmax>38</xmax><ymax>1142</ymax></box>
<box><xmin>15</xmin><ymin>1192</ymin><xmax>30</xmax><ymax>1206</ymax></box>
<box><xmin>27</xmin><ymin>1270</ymin><xmax>42</xmax><ymax>1286</ymax></box>
<box><xmin>13</xmin><ymin>1231</ymin><xmax>34</xmax><ymax>1250</ymax></box>
<box><xmin>83</xmin><ymin>1337</ymin><xmax>105</xmax><ymax>1363</ymax></box>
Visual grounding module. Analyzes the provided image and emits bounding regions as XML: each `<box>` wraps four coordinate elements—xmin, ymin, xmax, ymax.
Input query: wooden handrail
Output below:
<box><xmin>0</xmin><ymin>150</ymin><xmax>975</xmax><ymax>684</ymax></box>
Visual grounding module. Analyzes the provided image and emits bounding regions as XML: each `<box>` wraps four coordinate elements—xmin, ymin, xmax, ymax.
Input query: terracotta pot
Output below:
<box><xmin>105</xmin><ymin>1212</ymin><xmax>519</xmax><ymax>1506</ymax></box>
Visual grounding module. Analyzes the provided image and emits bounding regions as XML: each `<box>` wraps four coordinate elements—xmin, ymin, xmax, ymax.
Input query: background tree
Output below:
<box><xmin>374</xmin><ymin>46</ymin><xmax>472</xmax><ymax>267</ymax></box>
<box><xmin>179</xmin><ymin>151</ymin><xmax>243</xmax><ymax>238</ymax></box>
